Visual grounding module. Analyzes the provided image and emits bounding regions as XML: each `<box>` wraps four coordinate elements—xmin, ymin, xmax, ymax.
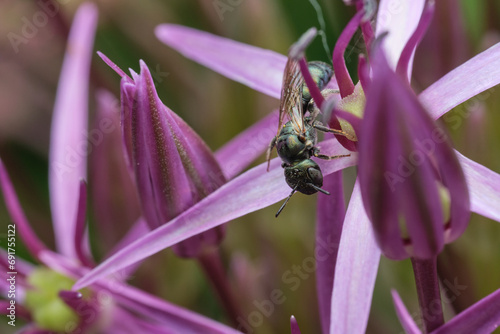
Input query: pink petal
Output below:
<box><xmin>155</xmin><ymin>24</ymin><xmax>285</xmax><ymax>99</ymax></box>
<box><xmin>458</xmin><ymin>151</ymin><xmax>500</xmax><ymax>222</ymax></box>
<box><xmin>215</xmin><ymin>110</ymin><xmax>278</xmax><ymax>179</ymax></box>
<box><xmin>112</xmin><ymin>284</ymin><xmax>243</xmax><ymax>334</ymax></box>
<box><xmin>395</xmin><ymin>1</ymin><xmax>435</xmax><ymax>80</ymax></box>
<box><xmin>73</xmin><ymin>140</ymin><xmax>356</xmax><ymax>290</ymax></box>
<box><xmin>316</xmin><ymin>171</ymin><xmax>345</xmax><ymax>334</ymax></box>
<box><xmin>329</xmin><ymin>180</ymin><xmax>380</xmax><ymax>334</ymax></box>
<box><xmin>48</xmin><ymin>3</ymin><xmax>98</xmax><ymax>258</ymax></box>
<box><xmin>0</xmin><ymin>159</ymin><xmax>47</xmax><ymax>257</ymax></box>
<box><xmin>332</xmin><ymin>11</ymin><xmax>361</xmax><ymax>97</ymax></box>
<box><xmin>391</xmin><ymin>290</ymin><xmax>422</xmax><ymax>334</ymax></box>
<box><xmin>375</xmin><ymin>0</ymin><xmax>425</xmax><ymax>76</ymax></box>
<box><xmin>419</xmin><ymin>42</ymin><xmax>500</xmax><ymax>120</ymax></box>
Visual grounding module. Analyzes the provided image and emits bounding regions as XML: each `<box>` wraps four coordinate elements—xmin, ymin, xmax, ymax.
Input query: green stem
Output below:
<box><xmin>411</xmin><ymin>256</ymin><xmax>444</xmax><ymax>333</ymax></box>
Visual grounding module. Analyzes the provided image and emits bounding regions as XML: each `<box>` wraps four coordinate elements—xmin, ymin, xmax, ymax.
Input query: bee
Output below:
<box><xmin>266</xmin><ymin>58</ymin><xmax>351</xmax><ymax>217</ymax></box>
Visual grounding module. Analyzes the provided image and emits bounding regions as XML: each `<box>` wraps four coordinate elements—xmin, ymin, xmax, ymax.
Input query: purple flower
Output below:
<box><xmin>68</xmin><ymin>1</ymin><xmax>500</xmax><ymax>333</ymax></box>
<box><xmin>0</xmin><ymin>3</ymin><xmax>243</xmax><ymax>333</ymax></box>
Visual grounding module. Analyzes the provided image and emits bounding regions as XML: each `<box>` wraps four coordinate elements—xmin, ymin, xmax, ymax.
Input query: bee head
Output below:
<box><xmin>284</xmin><ymin>159</ymin><xmax>328</xmax><ymax>195</ymax></box>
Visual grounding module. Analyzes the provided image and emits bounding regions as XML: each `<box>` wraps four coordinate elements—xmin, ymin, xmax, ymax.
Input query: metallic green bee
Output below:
<box><xmin>266</xmin><ymin>58</ymin><xmax>350</xmax><ymax>217</ymax></box>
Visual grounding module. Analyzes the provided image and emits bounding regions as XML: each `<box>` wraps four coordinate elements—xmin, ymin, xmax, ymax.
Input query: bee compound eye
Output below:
<box><xmin>307</xmin><ymin>167</ymin><xmax>323</xmax><ymax>187</ymax></box>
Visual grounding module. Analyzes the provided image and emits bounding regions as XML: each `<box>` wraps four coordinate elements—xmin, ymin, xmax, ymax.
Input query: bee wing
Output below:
<box><xmin>278</xmin><ymin>57</ymin><xmax>305</xmax><ymax>135</ymax></box>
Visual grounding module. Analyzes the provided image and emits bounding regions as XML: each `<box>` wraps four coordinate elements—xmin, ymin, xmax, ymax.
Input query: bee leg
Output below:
<box><xmin>312</xmin><ymin>147</ymin><xmax>350</xmax><ymax>160</ymax></box>
<box><xmin>266</xmin><ymin>136</ymin><xmax>277</xmax><ymax>172</ymax></box>
<box><xmin>312</xmin><ymin>121</ymin><xmax>357</xmax><ymax>141</ymax></box>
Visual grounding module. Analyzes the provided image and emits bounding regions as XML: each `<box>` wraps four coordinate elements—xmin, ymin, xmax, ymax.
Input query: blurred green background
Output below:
<box><xmin>1</xmin><ymin>0</ymin><xmax>500</xmax><ymax>333</ymax></box>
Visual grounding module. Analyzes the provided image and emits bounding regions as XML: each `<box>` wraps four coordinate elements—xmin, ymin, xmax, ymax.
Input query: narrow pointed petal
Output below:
<box><xmin>74</xmin><ymin>181</ymin><xmax>94</xmax><ymax>268</ymax></box>
<box><xmin>111</xmin><ymin>283</ymin><xmax>243</xmax><ymax>334</ymax></box>
<box><xmin>376</xmin><ymin>0</ymin><xmax>425</xmax><ymax>74</ymax></box>
<box><xmin>290</xmin><ymin>315</ymin><xmax>302</xmax><ymax>334</ymax></box>
<box><xmin>396</xmin><ymin>1</ymin><xmax>435</xmax><ymax>80</ymax></box>
<box><xmin>215</xmin><ymin>110</ymin><xmax>278</xmax><ymax>180</ymax></box>
<box><xmin>316</xmin><ymin>171</ymin><xmax>345</xmax><ymax>334</ymax></box>
<box><xmin>0</xmin><ymin>158</ymin><xmax>47</xmax><ymax>257</ymax></box>
<box><xmin>332</xmin><ymin>11</ymin><xmax>362</xmax><ymax>97</ymax></box>
<box><xmin>329</xmin><ymin>181</ymin><xmax>380</xmax><ymax>334</ymax></box>
<box><xmin>391</xmin><ymin>290</ymin><xmax>421</xmax><ymax>334</ymax></box>
<box><xmin>73</xmin><ymin>140</ymin><xmax>356</xmax><ymax>290</ymax></box>
<box><xmin>155</xmin><ymin>24</ymin><xmax>286</xmax><ymax>99</ymax></box>
<box><xmin>97</xmin><ymin>51</ymin><xmax>130</xmax><ymax>81</ymax></box>
<box><xmin>419</xmin><ymin>42</ymin><xmax>500</xmax><ymax>120</ymax></box>
<box><xmin>48</xmin><ymin>3</ymin><xmax>98</xmax><ymax>258</ymax></box>
<box><xmin>458</xmin><ymin>151</ymin><xmax>500</xmax><ymax>222</ymax></box>
<box><xmin>431</xmin><ymin>288</ymin><xmax>500</xmax><ymax>334</ymax></box>
<box><xmin>40</xmin><ymin>251</ymin><xmax>242</xmax><ymax>334</ymax></box>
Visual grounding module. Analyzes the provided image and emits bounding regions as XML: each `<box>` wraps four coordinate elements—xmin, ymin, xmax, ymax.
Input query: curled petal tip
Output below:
<box><xmin>290</xmin><ymin>315</ymin><xmax>301</xmax><ymax>334</ymax></box>
<box><xmin>289</xmin><ymin>27</ymin><xmax>317</xmax><ymax>59</ymax></box>
<box><xmin>59</xmin><ymin>290</ymin><xmax>83</xmax><ymax>301</ymax></box>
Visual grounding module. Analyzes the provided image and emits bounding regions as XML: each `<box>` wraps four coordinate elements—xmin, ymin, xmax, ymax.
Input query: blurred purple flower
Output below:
<box><xmin>89</xmin><ymin>90</ymin><xmax>142</xmax><ymax>253</ymax></box>
<box><xmin>0</xmin><ymin>3</ymin><xmax>243</xmax><ymax>333</ymax></box>
<box><xmin>71</xmin><ymin>0</ymin><xmax>500</xmax><ymax>333</ymax></box>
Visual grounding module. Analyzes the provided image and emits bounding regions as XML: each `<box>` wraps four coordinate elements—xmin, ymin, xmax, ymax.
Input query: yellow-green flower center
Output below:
<box><xmin>336</xmin><ymin>82</ymin><xmax>366</xmax><ymax>141</ymax></box>
<box><xmin>25</xmin><ymin>267</ymin><xmax>89</xmax><ymax>333</ymax></box>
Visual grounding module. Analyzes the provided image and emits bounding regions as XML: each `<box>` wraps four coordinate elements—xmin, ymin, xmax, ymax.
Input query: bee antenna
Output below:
<box><xmin>275</xmin><ymin>186</ymin><xmax>298</xmax><ymax>218</ymax></box>
<box><xmin>308</xmin><ymin>183</ymin><xmax>330</xmax><ymax>195</ymax></box>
